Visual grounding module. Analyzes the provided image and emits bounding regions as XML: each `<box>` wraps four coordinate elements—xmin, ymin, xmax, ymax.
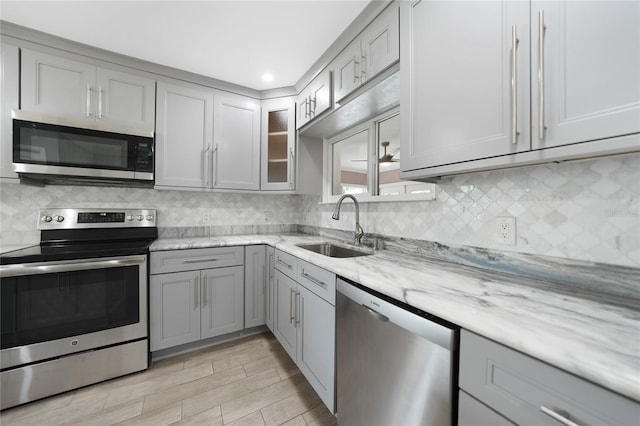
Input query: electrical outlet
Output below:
<box><xmin>263</xmin><ymin>211</ymin><xmax>270</xmax><ymax>222</ymax></box>
<box><xmin>496</xmin><ymin>217</ymin><xmax>516</xmax><ymax>245</ymax></box>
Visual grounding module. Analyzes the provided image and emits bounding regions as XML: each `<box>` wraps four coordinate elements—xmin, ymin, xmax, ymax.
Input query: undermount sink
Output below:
<box><xmin>296</xmin><ymin>243</ymin><xmax>372</xmax><ymax>258</ymax></box>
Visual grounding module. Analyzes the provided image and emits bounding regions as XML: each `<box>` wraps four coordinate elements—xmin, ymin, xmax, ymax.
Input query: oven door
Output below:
<box><xmin>0</xmin><ymin>255</ymin><xmax>148</xmax><ymax>370</ymax></box>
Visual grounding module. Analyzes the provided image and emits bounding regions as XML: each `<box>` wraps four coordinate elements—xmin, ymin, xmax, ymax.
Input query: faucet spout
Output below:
<box><xmin>332</xmin><ymin>194</ymin><xmax>365</xmax><ymax>245</ymax></box>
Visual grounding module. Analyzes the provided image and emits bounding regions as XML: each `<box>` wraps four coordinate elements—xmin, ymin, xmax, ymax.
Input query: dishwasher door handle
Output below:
<box><xmin>362</xmin><ymin>304</ymin><xmax>389</xmax><ymax>322</ymax></box>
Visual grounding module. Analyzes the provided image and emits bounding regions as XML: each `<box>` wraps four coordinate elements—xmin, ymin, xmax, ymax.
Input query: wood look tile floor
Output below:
<box><xmin>0</xmin><ymin>332</ymin><xmax>337</xmax><ymax>426</ymax></box>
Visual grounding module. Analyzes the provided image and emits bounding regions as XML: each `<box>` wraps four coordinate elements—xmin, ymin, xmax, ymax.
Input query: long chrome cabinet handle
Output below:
<box><xmin>289</xmin><ymin>288</ymin><xmax>295</xmax><ymax>323</ymax></box>
<box><xmin>268</xmin><ymin>253</ymin><xmax>274</xmax><ymax>279</ymax></box>
<box><xmin>540</xmin><ymin>406</ymin><xmax>580</xmax><ymax>426</ymax></box>
<box><xmin>304</xmin><ymin>98</ymin><xmax>310</xmax><ymax>118</ymax></box>
<box><xmin>194</xmin><ymin>275</ymin><xmax>199</xmax><ymax>309</ymax></box>
<box><xmin>295</xmin><ymin>290</ymin><xmax>300</xmax><ymax>326</ymax></box>
<box><xmin>300</xmin><ymin>270</ymin><xmax>326</xmax><ymax>288</ymax></box>
<box><xmin>289</xmin><ymin>148</ymin><xmax>295</xmax><ymax>189</ymax></box>
<box><xmin>181</xmin><ymin>257</ymin><xmax>220</xmax><ymax>264</ymax></box>
<box><xmin>98</xmin><ymin>86</ymin><xmax>103</xmax><ymax>119</ymax></box>
<box><xmin>353</xmin><ymin>56</ymin><xmax>360</xmax><ymax>84</ymax></box>
<box><xmin>0</xmin><ymin>256</ymin><xmax>146</xmax><ymax>277</ymax></box>
<box><xmin>86</xmin><ymin>84</ymin><xmax>92</xmax><ymax>117</ymax></box>
<box><xmin>511</xmin><ymin>25</ymin><xmax>520</xmax><ymax>144</ymax></box>
<box><xmin>277</xmin><ymin>257</ymin><xmax>293</xmax><ymax>270</ymax></box>
<box><xmin>212</xmin><ymin>144</ymin><xmax>218</xmax><ymax>187</ymax></box>
<box><xmin>202</xmin><ymin>146</ymin><xmax>211</xmax><ymax>187</ymax></box>
<box><xmin>538</xmin><ymin>10</ymin><xmax>546</xmax><ymax>140</ymax></box>
<box><xmin>202</xmin><ymin>275</ymin><xmax>207</xmax><ymax>308</ymax></box>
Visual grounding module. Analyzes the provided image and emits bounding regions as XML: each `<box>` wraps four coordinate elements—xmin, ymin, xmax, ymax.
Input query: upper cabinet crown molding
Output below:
<box><xmin>400</xmin><ymin>0</ymin><xmax>640</xmax><ymax>180</ymax></box>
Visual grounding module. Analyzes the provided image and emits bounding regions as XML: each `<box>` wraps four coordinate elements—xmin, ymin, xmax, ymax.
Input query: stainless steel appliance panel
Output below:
<box><xmin>336</xmin><ymin>278</ymin><xmax>457</xmax><ymax>426</ymax></box>
<box><xmin>0</xmin><ymin>339</ymin><xmax>148</xmax><ymax>410</ymax></box>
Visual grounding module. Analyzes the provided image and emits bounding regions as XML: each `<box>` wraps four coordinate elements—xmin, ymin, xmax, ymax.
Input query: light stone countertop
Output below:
<box><xmin>151</xmin><ymin>234</ymin><xmax>640</xmax><ymax>402</ymax></box>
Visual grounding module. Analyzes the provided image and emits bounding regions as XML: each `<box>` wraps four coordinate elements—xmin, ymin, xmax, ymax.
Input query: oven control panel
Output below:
<box><xmin>38</xmin><ymin>209</ymin><xmax>156</xmax><ymax>229</ymax></box>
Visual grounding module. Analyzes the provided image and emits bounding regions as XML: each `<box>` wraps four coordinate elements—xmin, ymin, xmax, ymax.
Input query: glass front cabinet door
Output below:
<box><xmin>261</xmin><ymin>98</ymin><xmax>296</xmax><ymax>191</ymax></box>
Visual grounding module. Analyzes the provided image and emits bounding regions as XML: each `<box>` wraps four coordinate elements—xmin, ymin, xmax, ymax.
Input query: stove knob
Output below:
<box><xmin>136</xmin><ymin>215</ymin><xmax>144</xmax><ymax>221</ymax></box>
<box><xmin>146</xmin><ymin>215</ymin><xmax>154</xmax><ymax>221</ymax></box>
<box><xmin>54</xmin><ymin>215</ymin><xmax>65</xmax><ymax>223</ymax></box>
<box><xmin>41</xmin><ymin>215</ymin><xmax>53</xmax><ymax>223</ymax></box>
<box><xmin>127</xmin><ymin>215</ymin><xmax>134</xmax><ymax>221</ymax></box>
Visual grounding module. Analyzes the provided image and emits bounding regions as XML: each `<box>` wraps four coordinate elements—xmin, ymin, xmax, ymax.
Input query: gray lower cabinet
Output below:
<box><xmin>459</xmin><ymin>329</ymin><xmax>640</xmax><ymax>426</ymax></box>
<box><xmin>265</xmin><ymin>246</ymin><xmax>275</xmax><ymax>332</ymax></box>
<box><xmin>150</xmin><ymin>247</ymin><xmax>244</xmax><ymax>352</ymax></box>
<box><xmin>245</xmin><ymin>245</ymin><xmax>267</xmax><ymax>328</ymax></box>
<box><xmin>272</xmin><ymin>249</ymin><xmax>336</xmax><ymax>413</ymax></box>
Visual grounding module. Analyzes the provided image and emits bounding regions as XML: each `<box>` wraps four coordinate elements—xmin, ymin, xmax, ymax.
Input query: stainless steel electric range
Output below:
<box><xmin>0</xmin><ymin>208</ymin><xmax>157</xmax><ymax>410</ymax></box>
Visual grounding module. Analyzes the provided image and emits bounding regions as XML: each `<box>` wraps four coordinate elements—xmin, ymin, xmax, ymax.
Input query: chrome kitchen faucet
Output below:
<box><xmin>332</xmin><ymin>194</ymin><xmax>365</xmax><ymax>245</ymax></box>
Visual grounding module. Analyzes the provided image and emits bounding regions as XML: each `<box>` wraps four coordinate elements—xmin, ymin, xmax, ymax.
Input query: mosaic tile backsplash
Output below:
<box><xmin>1</xmin><ymin>152</ymin><xmax>638</xmax><ymax>267</ymax></box>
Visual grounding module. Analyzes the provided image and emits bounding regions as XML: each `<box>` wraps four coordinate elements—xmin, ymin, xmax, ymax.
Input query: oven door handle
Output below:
<box><xmin>0</xmin><ymin>256</ymin><xmax>147</xmax><ymax>277</ymax></box>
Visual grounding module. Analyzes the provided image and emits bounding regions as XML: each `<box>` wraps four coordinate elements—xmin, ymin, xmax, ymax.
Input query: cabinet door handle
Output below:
<box><xmin>309</xmin><ymin>95</ymin><xmax>316</xmax><ymax>116</ymax></box>
<box><xmin>268</xmin><ymin>253</ymin><xmax>274</xmax><ymax>279</ymax></box>
<box><xmin>301</xmin><ymin>270</ymin><xmax>326</xmax><ymax>288</ymax></box>
<box><xmin>295</xmin><ymin>290</ymin><xmax>301</xmax><ymax>326</ymax></box>
<box><xmin>212</xmin><ymin>144</ymin><xmax>218</xmax><ymax>187</ymax></box>
<box><xmin>511</xmin><ymin>25</ymin><xmax>520</xmax><ymax>145</ymax></box>
<box><xmin>86</xmin><ymin>84</ymin><xmax>92</xmax><ymax>117</ymax></box>
<box><xmin>304</xmin><ymin>98</ymin><xmax>310</xmax><ymax>118</ymax></box>
<box><xmin>98</xmin><ymin>85</ymin><xmax>103</xmax><ymax>119</ymax></box>
<box><xmin>194</xmin><ymin>275</ymin><xmax>199</xmax><ymax>309</ymax></box>
<box><xmin>289</xmin><ymin>288</ymin><xmax>295</xmax><ymax>323</ymax></box>
<box><xmin>538</xmin><ymin>10</ymin><xmax>547</xmax><ymax>140</ymax></box>
<box><xmin>353</xmin><ymin>56</ymin><xmax>360</xmax><ymax>84</ymax></box>
<box><xmin>202</xmin><ymin>275</ymin><xmax>207</xmax><ymax>308</ymax></box>
<box><xmin>289</xmin><ymin>148</ymin><xmax>295</xmax><ymax>190</ymax></box>
<box><xmin>540</xmin><ymin>406</ymin><xmax>580</xmax><ymax>426</ymax></box>
<box><xmin>202</xmin><ymin>146</ymin><xmax>211</xmax><ymax>188</ymax></box>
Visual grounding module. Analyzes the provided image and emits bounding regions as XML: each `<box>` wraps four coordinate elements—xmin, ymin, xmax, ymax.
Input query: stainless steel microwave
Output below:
<box><xmin>12</xmin><ymin>111</ymin><xmax>154</xmax><ymax>186</ymax></box>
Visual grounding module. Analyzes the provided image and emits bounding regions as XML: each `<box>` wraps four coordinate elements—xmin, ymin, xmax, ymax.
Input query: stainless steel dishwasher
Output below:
<box><xmin>336</xmin><ymin>277</ymin><xmax>458</xmax><ymax>426</ymax></box>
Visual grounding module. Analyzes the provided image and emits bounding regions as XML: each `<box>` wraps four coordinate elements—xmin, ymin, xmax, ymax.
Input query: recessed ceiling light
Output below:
<box><xmin>262</xmin><ymin>73</ymin><xmax>274</xmax><ymax>82</ymax></box>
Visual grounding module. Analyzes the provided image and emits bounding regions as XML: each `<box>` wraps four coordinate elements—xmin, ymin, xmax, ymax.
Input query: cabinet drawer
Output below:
<box><xmin>297</xmin><ymin>259</ymin><xmax>335</xmax><ymax>305</ymax></box>
<box><xmin>274</xmin><ymin>249</ymin><xmax>297</xmax><ymax>279</ymax></box>
<box><xmin>151</xmin><ymin>247</ymin><xmax>244</xmax><ymax>274</ymax></box>
<box><xmin>460</xmin><ymin>330</ymin><xmax>640</xmax><ymax>426</ymax></box>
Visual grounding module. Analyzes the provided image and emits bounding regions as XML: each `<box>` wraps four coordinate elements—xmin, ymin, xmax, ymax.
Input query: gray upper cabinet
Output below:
<box><xmin>21</xmin><ymin>48</ymin><xmax>155</xmax><ymax>132</ymax></box>
<box><xmin>400</xmin><ymin>0</ymin><xmax>640</xmax><ymax>178</ymax></box>
<box><xmin>261</xmin><ymin>98</ymin><xmax>296</xmax><ymax>191</ymax></box>
<box><xmin>296</xmin><ymin>68</ymin><xmax>332</xmax><ymax>129</ymax></box>
<box><xmin>530</xmin><ymin>1</ymin><xmax>640</xmax><ymax>149</ymax></box>
<box><xmin>333</xmin><ymin>4</ymin><xmax>399</xmax><ymax>103</ymax></box>
<box><xmin>155</xmin><ymin>80</ymin><xmax>214</xmax><ymax>188</ymax></box>
<box><xmin>1</xmin><ymin>43</ymin><xmax>19</xmax><ymax>179</ymax></box>
<box><xmin>213</xmin><ymin>94</ymin><xmax>261</xmax><ymax>190</ymax></box>
<box><xmin>400</xmin><ymin>1</ymin><xmax>531</xmax><ymax>171</ymax></box>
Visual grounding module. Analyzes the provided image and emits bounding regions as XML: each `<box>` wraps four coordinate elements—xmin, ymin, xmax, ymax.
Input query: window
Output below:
<box><xmin>324</xmin><ymin>109</ymin><xmax>435</xmax><ymax>202</ymax></box>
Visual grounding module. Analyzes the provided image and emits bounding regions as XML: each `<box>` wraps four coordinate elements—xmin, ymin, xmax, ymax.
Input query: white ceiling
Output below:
<box><xmin>0</xmin><ymin>0</ymin><xmax>370</xmax><ymax>91</ymax></box>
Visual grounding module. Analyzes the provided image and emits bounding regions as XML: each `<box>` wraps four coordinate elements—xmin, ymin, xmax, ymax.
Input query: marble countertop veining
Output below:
<box><xmin>150</xmin><ymin>235</ymin><xmax>640</xmax><ymax>402</ymax></box>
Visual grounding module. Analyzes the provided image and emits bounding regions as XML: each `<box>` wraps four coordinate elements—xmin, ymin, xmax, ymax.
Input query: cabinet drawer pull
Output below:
<box><xmin>540</xmin><ymin>406</ymin><xmax>580</xmax><ymax>426</ymax></box>
<box><xmin>301</xmin><ymin>270</ymin><xmax>326</xmax><ymax>288</ymax></box>
<box><xmin>538</xmin><ymin>10</ymin><xmax>547</xmax><ymax>140</ymax></box>
<box><xmin>511</xmin><ymin>25</ymin><xmax>520</xmax><ymax>145</ymax></box>
<box><xmin>277</xmin><ymin>257</ymin><xmax>293</xmax><ymax>270</ymax></box>
<box><xmin>182</xmin><ymin>257</ymin><xmax>219</xmax><ymax>264</ymax></box>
